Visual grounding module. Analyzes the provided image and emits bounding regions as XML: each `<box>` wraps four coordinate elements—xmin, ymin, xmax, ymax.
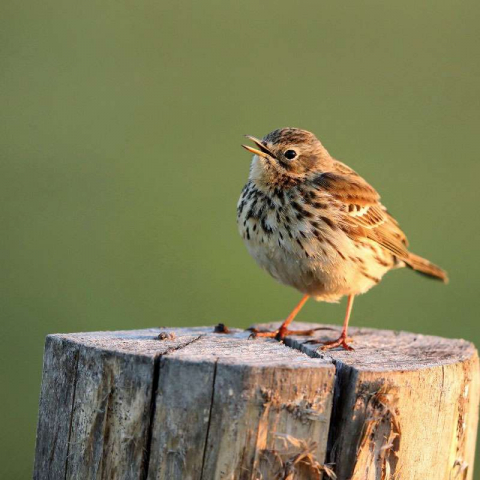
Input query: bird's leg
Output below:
<box><xmin>313</xmin><ymin>295</ymin><xmax>355</xmax><ymax>351</ymax></box>
<box><xmin>249</xmin><ymin>295</ymin><xmax>321</xmax><ymax>340</ymax></box>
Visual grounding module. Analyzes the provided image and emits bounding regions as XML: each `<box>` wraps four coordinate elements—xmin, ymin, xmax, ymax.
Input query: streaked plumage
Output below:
<box><xmin>237</xmin><ymin>128</ymin><xmax>447</xmax><ymax>350</ymax></box>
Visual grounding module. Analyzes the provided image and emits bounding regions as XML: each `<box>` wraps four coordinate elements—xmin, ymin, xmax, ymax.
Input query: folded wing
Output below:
<box><xmin>313</xmin><ymin>160</ymin><xmax>409</xmax><ymax>260</ymax></box>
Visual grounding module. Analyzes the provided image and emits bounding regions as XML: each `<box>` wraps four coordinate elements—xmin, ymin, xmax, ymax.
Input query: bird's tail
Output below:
<box><xmin>405</xmin><ymin>252</ymin><xmax>449</xmax><ymax>284</ymax></box>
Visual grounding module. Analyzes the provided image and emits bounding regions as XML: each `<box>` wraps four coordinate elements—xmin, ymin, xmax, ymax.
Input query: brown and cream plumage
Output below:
<box><xmin>237</xmin><ymin>128</ymin><xmax>447</xmax><ymax>350</ymax></box>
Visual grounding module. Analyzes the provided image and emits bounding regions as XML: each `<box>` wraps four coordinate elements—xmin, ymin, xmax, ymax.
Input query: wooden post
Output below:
<box><xmin>33</xmin><ymin>323</ymin><xmax>479</xmax><ymax>480</ymax></box>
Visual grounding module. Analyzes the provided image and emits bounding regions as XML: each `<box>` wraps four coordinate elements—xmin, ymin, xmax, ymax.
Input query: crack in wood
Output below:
<box><xmin>325</xmin><ymin>361</ymin><xmax>358</xmax><ymax>468</ymax></box>
<box><xmin>199</xmin><ymin>359</ymin><xmax>218</xmax><ymax>480</ymax></box>
<box><xmin>140</xmin><ymin>354</ymin><xmax>162</xmax><ymax>480</ymax></box>
<box><xmin>141</xmin><ymin>334</ymin><xmax>206</xmax><ymax>479</ymax></box>
<box><xmin>160</xmin><ymin>334</ymin><xmax>205</xmax><ymax>356</ymax></box>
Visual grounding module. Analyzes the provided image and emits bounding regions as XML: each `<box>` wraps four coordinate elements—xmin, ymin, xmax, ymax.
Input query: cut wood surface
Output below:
<box><xmin>33</xmin><ymin>323</ymin><xmax>479</xmax><ymax>480</ymax></box>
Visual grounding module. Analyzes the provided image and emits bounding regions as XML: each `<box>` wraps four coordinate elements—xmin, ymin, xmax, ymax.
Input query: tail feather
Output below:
<box><xmin>406</xmin><ymin>253</ymin><xmax>449</xmax><ymax>284</ymax></box>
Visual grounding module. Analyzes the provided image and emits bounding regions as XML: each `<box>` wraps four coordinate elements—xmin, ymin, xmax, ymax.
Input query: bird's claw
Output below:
<box><xmin>246</xmin><ymin>327</ymin><xmax>284</xmax><ymax>340</ymax></box>
<box><xmin>304</xmin><ymin>335</ymin><xmax>354</xmax><ymax>351</ymax></box>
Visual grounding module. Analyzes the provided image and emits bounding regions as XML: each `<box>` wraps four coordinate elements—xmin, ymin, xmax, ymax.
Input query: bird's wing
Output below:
<box><xmin>313</xmin><ymin>160</ymin><xmax>409</xmax><ymax>259</ymax></box>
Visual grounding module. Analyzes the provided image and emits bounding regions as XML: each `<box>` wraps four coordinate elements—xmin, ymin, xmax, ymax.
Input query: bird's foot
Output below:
<box><xmin>305</xmin><ymin>334</ymin><xmax>354</xmax><ymax>351</ymax></box>
<box><xmin>247</xmin><ymin>326</ymin><xmax>326</xmax><ymax>342</ymax></box>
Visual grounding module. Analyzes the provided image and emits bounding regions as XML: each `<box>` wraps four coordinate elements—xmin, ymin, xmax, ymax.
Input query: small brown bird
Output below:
<box><xmin>238</xmin><ymin>128</ymin><xmax>448</xmax><ymax>350</ymax></box>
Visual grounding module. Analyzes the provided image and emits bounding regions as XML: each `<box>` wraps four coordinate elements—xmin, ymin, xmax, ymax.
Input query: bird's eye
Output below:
<box><xmin>284</xmin><ymin>150</ymin><xmax>297</xmax><ymax>160</ymax></box>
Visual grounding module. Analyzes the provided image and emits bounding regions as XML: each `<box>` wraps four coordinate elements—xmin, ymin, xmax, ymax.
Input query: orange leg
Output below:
<box><xmin>315</xmin><ymin>295</ymin><xmax>355</xmax><ymax>351</ymax></box>
<box><xmin>249</xmin><ymin>294</ymin><xmax>326</xmax><ymax>340</ymax></box>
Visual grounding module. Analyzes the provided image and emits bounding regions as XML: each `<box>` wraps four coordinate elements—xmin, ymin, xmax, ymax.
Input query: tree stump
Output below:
<box><xmin>33</xmin><ymin>323</ymin><xmax>480</xmax><ymax>480</ymax></box>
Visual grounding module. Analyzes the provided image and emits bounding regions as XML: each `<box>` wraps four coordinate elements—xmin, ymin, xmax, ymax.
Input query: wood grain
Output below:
<box><xmin>261</xmin><ymin>321</ymin><xmax>480</xmax><ymax>480</ymax></box>
<box><xmin>34</xmin><ymin>324</ymin><xmax>479</xmax><ymax>480</ymax></box>
<box><xmin>34</xmin><ymin>327</ymin><xmax>335</xmax><ymax>480</ymax></box>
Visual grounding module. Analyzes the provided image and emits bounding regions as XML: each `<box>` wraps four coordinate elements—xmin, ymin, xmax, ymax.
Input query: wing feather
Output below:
<box><xmin>312</xmin><ymin>160</ymin><xmax>409</xmax><ymax>259</ymax></box>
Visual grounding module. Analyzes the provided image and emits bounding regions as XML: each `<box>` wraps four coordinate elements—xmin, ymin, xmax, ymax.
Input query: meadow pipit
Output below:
<box><xmin>237</xmin><ymin>128</ymin><xmax>447</xmax><ymax>350</ymax></box>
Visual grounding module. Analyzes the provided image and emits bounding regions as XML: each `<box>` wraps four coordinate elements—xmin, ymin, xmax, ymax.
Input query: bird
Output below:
<box><xmin>237</xmin><ymin>128</ymin><xmax>448</xmax><ymax>350</ymax></box>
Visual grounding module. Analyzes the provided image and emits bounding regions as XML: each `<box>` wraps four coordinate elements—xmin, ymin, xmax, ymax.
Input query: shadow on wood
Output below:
<box><xmin>33</xmin><ymin>323</ymin><xmax>479</xmax><ymax>480</ymax></box>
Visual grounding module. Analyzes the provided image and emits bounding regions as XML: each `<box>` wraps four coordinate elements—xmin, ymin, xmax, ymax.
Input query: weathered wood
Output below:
<box><xmin>34</xmin><ymin>324</ymin><xmax>479</xmax><ymax>480</ymax></box>
<box><xmin>33</xmin><ymin>329</ymin><xmax>204</xmax><ymax>480</ymax></box>
<box><xmin>34</xmin><ymin>327</ymin><xmax>335</xmax><ymax>480</ymax></box>
<box><xmin>147</xmin><ymin>334</ymin><xmax>334</xmax><ymax>480</ymax></box>
<box><xmin>33</xmin><ymin>336</ymin><xmax>79</xmax><ymax>479</ymax></box>
<box><xmin>261</xmin><ymin>321</ymin><xmax>480</xmax><ymax>480</ymax></box>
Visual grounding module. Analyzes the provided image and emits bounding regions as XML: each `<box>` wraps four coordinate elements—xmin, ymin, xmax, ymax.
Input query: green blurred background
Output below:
<box><xmin>1</xmin><ymin>0</ymin><xmax>479</xmax><ymax>477</ymax></box>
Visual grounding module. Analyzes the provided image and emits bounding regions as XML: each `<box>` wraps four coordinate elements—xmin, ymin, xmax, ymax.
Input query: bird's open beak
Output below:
<box><xmin>241</xmin><ymin>136</ymin><xmax>275</xmax><ymax>159</ymax></box>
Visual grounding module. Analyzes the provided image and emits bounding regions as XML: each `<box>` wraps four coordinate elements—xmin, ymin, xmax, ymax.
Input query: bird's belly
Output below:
<box><xmin>242</xmin><ymin>230</ymin><xmax>395</xmax><ymax>302</ymax></box>
<box><xmin>245</xmin><ymin>237</ymin><xmax>317</xmax><ymax>290</ymax></box>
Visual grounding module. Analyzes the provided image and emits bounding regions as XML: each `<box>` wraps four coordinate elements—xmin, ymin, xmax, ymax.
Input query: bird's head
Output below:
<box><xmin>242</xmin><ymin>128</ymin><xmax>333</xmax><ymax>188</ymax></box>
